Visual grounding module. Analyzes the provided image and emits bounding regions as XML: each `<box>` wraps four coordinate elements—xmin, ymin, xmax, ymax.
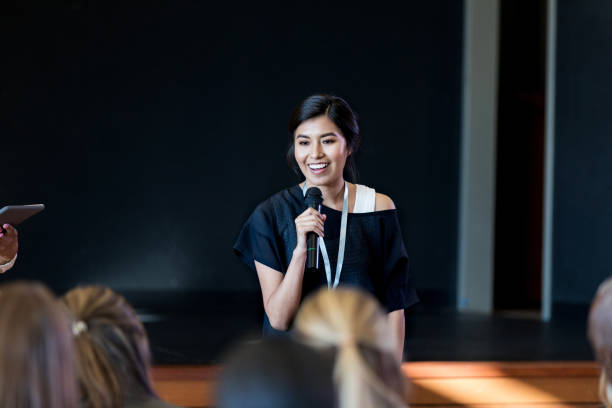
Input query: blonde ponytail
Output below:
<box><xmin>294</xmin><ymin>288</ymin><xmax>406</xmax><ymax>408</ymax></box>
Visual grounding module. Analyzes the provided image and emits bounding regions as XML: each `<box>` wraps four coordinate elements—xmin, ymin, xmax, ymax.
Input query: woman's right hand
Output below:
<box><xmin>0</xmin><ymin>224</ymin><xmax>18</xmax><ymax>265</ymax></box>
<box><xmin>294</xmin><ymin>208</ymin><xmax>326</xmax><ymax>251</ymax></box>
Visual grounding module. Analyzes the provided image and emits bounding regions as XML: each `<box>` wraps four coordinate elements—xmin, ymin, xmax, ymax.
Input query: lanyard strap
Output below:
<box><xmin>302</xmin><ymin>182</ymin><xmax>349</xmax><ymax>289</ymax></box>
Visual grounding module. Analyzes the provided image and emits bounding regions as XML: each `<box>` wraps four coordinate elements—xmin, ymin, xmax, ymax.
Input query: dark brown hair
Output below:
<box><xmin>0</xmin><ymin>282</ymin><xmax>79</xmax><ymax>408</ymax></box>
<box><xmin>218</xmin><ymin>338</ymin><xmax>336</xmax><ymax>408</ymax></box>
<box><xmin>287</xmin><ymin>94</ymin><xmax>361</xmax><ymax>182</ymax></box>
<box><xmin>61</xmin><ymin>285</ymin><xmax>157</xmax><ymax>408</ymax></box>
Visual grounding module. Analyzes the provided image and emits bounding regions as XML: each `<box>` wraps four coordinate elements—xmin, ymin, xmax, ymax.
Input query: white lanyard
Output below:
<box><xmin>302</xmin><ymin>182</ymin><xmax>349</xmax><ymax>289</ymax></box>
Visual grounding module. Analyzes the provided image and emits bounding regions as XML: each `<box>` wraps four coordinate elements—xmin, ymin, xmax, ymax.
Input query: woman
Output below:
<box><xmin>588</xmin><ymin>277</ymin><xmax>612</xmax><ymax>407</ymax></box>
<box><xmin>294</xmin><ymin>287</ymin><xmax>406</xmax><ymax>408</ymax></box>
<box><xmin>0</xmin><ymin>282</ymin><xmax>79</xmax><ymax>408</ymax></box>
<box><xmin>234</xmin><ymin>94</ymin><xmax>418</xmax><ymax>357</ymax></box>
<box><xmin>61</xmin><ymin>285</ymin><xmax>181</xmax><ymax>408</ymax></box>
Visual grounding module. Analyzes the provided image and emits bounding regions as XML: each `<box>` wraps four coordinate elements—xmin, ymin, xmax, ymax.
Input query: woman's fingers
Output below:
<box><xmin>295</xmin><ymin>212</ymin><xmax>325</xmax><ymax>237</ymax></box>
<box><xmin>296</xmin><ymin>220</ymin><xmax>324</xmax><ymax>237</ymax></box>
<box><xmin>0</xmin><ymin>224</ymin><xmax>18</xmax><ymax>262</ymax></box>
<box><xmin>297</xmin><ymin>208</ymin><xmax>325</xmax><ymax>223</ymax></box>
<box><xmin>2</xmin><ymin>224</ymin><xmax>17</xmax><ymax>237</ymax></box>
<box><xmin>300</xmin><ymin>208</ymin><xmax>324</xmax><ymax>220</ymax></box>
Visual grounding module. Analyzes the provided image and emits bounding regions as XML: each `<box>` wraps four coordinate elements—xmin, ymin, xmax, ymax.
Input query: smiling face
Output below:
<box><xmin>294</xmin><ymin>115</ymin><xmax>351</xmax><ymax>188</ymax></box>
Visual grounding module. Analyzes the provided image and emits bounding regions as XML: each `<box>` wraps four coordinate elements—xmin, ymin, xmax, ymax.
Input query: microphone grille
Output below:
<box><xmin>304</xmin><ymin>187</ymin><xmax>323</xmax><ymax>206</ymax></box>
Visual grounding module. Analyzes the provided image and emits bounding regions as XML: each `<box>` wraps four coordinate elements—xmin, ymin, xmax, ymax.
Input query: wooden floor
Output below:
<box><xmin>152</xmin><ymin>361</ymin><xmax>601</xmax><ymax>408</ymax></box>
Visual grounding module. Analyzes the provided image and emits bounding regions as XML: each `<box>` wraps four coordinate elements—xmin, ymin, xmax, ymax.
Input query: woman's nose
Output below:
<box><xmin>309</xmin><ymin>142</ymin><xmax>324</xmax><ymax>158</ymax></box>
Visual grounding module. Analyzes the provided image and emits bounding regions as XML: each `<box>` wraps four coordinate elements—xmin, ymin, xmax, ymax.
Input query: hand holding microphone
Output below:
<box><xmin>295</xmin><ymin>187</ymin><xmax>325</xmax><ymax>271</ymax></box>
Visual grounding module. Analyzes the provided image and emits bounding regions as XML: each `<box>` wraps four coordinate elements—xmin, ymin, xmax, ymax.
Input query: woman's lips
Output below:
<box><xmin>308</xmin><ymin>163</ymin><xmax>329</xmax><ymax>175</ymax></box>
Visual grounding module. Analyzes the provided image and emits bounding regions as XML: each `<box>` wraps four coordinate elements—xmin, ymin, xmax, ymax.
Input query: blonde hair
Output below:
<box><xmin>0</xmin><ymin>282</ymin><xmax>79</xmax><ymax>408</ymax></box>
<box><xmin>61</xmin><ymin>285</ymin><xmax>157</xmax><ymax>408</ymax></box>
<box><xmin>589</xmin><ymin>278</ymin><xmax>612</xmax><ymax>408</ymax></box>
<box><xmin>294</xmin><ymin>287</ymin><xmax>406</xmax><ymax>408</ymax></box>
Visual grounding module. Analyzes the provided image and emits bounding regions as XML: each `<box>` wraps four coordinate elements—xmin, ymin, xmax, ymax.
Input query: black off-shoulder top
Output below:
<box><xmin>234</xmin><ymin>184</ymin><xmax>418</xmax><ymax>336</ymax></box>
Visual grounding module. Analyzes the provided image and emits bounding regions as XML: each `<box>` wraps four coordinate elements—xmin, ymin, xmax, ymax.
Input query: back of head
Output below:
<box><xmin>294</xmin><ymin>287</ymin><xmax>406</xmax><ymax>408</ymax></box>
<box><xmin>0</xmin><ymin>281</ymin><xmax>78</xmax><ymax>408</ymax></box>
<box><xmin>218</xmin><ymin>338</ymin><xmax>336</xmax><ymax>408</ymax></box>
<box><xmin>61</xmin><ymin>285</ymin><xmax>156</xmax><ymax>408</ymax></box>
<box><xmin>589</xmin><ymin>277</ymin><xmax>612</xmax><ymax>407</ymax></box>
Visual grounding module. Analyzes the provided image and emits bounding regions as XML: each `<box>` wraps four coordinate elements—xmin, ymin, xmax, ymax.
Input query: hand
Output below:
<box><xmin>294</xmin><ymin>208</ymin><xmax>326</xmax><ymax>251</ymax></box>
<box><xmin>0</xmin><ymin>224</ymin><xmax>18</xmax><ymax>264</ymax></box>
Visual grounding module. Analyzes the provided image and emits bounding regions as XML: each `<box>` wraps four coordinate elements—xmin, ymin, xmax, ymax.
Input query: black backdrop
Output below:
<box><xmin>553</xmin><ymin>0</ymin><xmax>612</xmax><ymax>306</ymax></box>
<box><xmin>1</xmin><ymin>1</ymin><xmax>463</xmax><ymax>307</ymax></box>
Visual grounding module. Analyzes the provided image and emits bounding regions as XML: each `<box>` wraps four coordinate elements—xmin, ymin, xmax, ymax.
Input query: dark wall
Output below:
<box><xmin>553</xmin><ymin>0</ymin><xmax>612</xmax><ymax>305</ymax></box>
<box><xmin>1</xmin><ymin>2</ymin><xmax>463</xmax><ymax>305</ymax></box>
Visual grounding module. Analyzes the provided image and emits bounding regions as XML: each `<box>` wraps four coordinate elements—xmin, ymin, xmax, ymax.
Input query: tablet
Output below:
<box><xmin>0</xmin><ymin>204</ymin><xmax>45</xmax><ymax>226</ymax></box>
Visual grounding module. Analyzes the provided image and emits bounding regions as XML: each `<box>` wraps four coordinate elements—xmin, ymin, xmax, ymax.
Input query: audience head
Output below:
<box><xmin>589</xmin><ymin>277</ymin><xmax>612</xmax><ymax>407</ymax></box>
<box><xmin>294</xmin><ymin>287</ymin><xmax>405</xmax><ymax>408</ymax></box>
<box><xmin>61</xmin><ymin>285</ymin><xmax>157</xmax><ymax>408</ymax></box>
<box><xmin>0</xmin><ymin>281</ymin><xmax>79</xmax><ymax>408</ymax></box>
<box><xmin>218</xmin><ymin>337</ymin><xmax>336</xmax><ymax>408</ymax></box>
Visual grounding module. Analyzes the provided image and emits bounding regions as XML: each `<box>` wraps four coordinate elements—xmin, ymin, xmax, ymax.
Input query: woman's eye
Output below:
<box><xmin>298</xmin><ymin>141</ymin><xmax>309</xmax><ymax>146</ymax></box>
<box><xmin>322</xmin><ymin>139</ymin><xmax>335</xmax><ymax>144</ymax></box>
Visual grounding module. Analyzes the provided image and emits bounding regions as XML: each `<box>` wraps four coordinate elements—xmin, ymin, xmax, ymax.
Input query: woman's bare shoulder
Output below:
<box><xmin>375</xmin><ymin>192</ymin><xmax>396</xmax><ymax>211</ymax></box>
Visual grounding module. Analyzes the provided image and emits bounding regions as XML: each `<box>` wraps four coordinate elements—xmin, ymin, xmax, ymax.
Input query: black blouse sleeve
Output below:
<box><xmin>233</xmin><ymin>204</ymin><xmax>284</xmax><ymax>273</ymax></box>
<box><xmin>382</xmin><ymin>211</ymin><xmax>419</xmax><ymax>312</ymax></box>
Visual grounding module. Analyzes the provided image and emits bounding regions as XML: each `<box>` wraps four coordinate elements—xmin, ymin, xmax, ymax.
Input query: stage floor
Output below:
<box><xmin>152</xmin><ymin>362</ymin><xmax>601</xmax><ymax>407</ymax></box>
<box><xmin>138</xmin><ymin>292</ymin><xmax>593</xmax><ymax>365</ymax></box>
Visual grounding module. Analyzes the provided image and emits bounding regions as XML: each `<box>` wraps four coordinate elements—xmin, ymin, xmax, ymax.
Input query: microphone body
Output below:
<box><xmin>304</xmin><ymin>187</ymin><xmax>323</xmax><ymax>271</ymax></box>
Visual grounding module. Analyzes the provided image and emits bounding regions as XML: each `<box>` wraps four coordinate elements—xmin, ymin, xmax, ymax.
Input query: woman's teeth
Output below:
<box><xmin>308</xmin><ymin>163</ymin><xmax>329</xmax><ymax>170</ymax></box>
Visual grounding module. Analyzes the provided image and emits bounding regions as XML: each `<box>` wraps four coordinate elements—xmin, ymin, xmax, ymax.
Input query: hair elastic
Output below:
<box><xmin>72</xmin><ymin>320</ymin><xmax>88</xmax><ymax>336</ymax></box>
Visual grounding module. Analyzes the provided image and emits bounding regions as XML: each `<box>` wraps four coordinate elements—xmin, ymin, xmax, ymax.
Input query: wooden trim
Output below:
<box><xmin>406</xmin><ymin>378</ymin><xmax>598</xmax><ymax>404</ymax></box>
<box><xmin>401</xmin><ymin>361</ymin><xmax>600</xmax><ymax>378</ymax></box>
<box><xmin>152</xmin><ymin>365</ymin><xmax>220</xmax><ymax>381</ymax></box>
<box><xmin>151</xmin><ymin>362</ymin><xmax>601</xmax><ymax>408</ymax></box>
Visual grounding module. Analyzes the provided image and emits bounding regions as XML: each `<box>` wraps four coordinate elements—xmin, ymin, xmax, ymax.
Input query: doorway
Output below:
<box><xmin>493</xmin><ymin>0</ymin><xmax>548</xmax><ymax>313</ymax></box>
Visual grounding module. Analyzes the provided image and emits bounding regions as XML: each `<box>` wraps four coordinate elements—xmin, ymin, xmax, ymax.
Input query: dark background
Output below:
<box><xmin>553</xmin><ymin>0</ymin><xmax>612</xmax><ymax>305</ymax></box>
<box><xmin>1</xmin><ymin>2</ymin><xmax>463</xmax><ymax>308</ymax></box>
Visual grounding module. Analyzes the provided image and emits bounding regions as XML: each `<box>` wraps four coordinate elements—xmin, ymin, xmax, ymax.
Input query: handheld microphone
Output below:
<box><xmin>304</xmin><ymin>187</ymin><xmax>323</xmax><ymax>271</ymax></box>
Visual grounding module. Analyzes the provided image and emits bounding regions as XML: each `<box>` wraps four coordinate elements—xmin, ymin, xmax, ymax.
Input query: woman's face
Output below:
<box><xmin>294</xmin><ymin>115</ymin><xmax>350</xmax><ymax>187</ymax></box>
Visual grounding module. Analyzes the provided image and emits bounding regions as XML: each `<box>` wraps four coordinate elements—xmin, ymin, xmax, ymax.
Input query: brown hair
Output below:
<box><xmin>294</xmin><ymin>287</ymin><xmax>406</xmax><ymax>408</ymax></box>
<box><xmin>61</xmin><ymin>285</ymin><xmax>157</xmax><ymax>408</ymax></box>
<box><xmin>588</xmin><ymin>277</ymin><xmax>612</xmax><ymax>407</ymax></box>
<box><xmin>0</xmin><ymin>281</ymin><xmax>79</xmax><ymax>408</ymax></box>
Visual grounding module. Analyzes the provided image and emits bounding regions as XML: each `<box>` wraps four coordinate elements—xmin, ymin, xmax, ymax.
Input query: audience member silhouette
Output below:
<box><xmin>294</xmin><ymin>287</ymin><xmax>406</xmax><ymax>408</ymax></box>
<box><xmin>588</xmin><ymin>277</ymin><xmax>612</xmax><ymax>408</ymax></box>
<box><xmin>218</xmin><ymin>337</ymin><xmax>336</xmax><ymax>408</ymax></box>
<box><xmin>0</xmin><ymin>281</ymin><xmax>79</xmax><ymax>408</ymax></box>
<box><xmin>61</xmin><ymin>285</ymin><xmax>181</xmax><ymax>408</ymax></box>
